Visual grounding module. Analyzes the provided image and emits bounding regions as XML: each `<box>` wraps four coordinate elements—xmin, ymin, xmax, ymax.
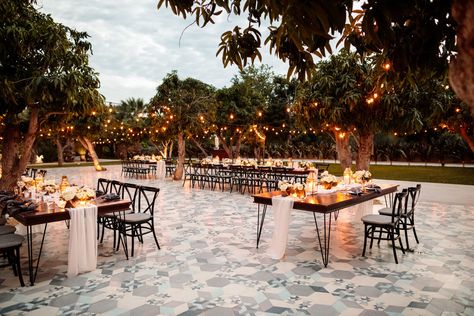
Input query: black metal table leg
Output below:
<box><xmin>26</xmin><ymin>223</ymin><xmax>48</xmax><ymax>286</ymax></box>
<box><xmin>256</xmin><ymin>204</ymin><xmax>267</xmax><ymax>248</ymax></box>
<box><xmin>313</xmin><ymin>212</ymin><xmax>333</xmax><ymax>267</ymax></box>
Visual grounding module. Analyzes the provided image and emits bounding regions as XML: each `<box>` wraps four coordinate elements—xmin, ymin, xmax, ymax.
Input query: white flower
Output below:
<box><xmin>354</xmin><ymin>170</ymin><xmax>372</xmax><ymax>181</ymax></box>
<box><xmin>295</xmin><ymin>183</ymin><xmax>304</xmax><ymax>190</ymax></box>
<box><xmin>61</xmin><ymin>187</ymin><xmax>77</xmax><ymax>201</ymax></box>
<box><xmin>278</xmin><ymin>180</ymin><xmax>293</xmax><ymax>191</ymax></box>
<box><xmin>321</xmin><ymin>173</ymin><xmax>337</xmax><ymax>184</ymax></box>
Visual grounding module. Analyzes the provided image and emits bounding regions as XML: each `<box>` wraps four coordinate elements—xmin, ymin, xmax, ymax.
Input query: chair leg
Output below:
<box><xmin>390</xmin><ymin>229</ymin><xmax>399</xmax><ymax>264</ymax></box>
<box><xmin>399</xmin><ymin>234</ymin><xmax>405</xmax><ymax>254</ymax></box>
<box><xmin>370</xmin><ymin>229</ymin><xmax>375</xmax><ymax>249</ymax></box>
<box><xmin>403</xmin><ymin>221</ymin><xmax>410</xmax><ymax>250</ymax></box>
<box><xmin>8</xmin><ymin>250</ymin><xmax>18</xmax><ymax>276</ymax></box>
<box><xmin>151</xmin><ymin>223</ymin><xmax>161</xmax><ymax>250</ymax></box>
<box><xmin>131</xmin><ymin>226</ymin><xmax>135</xmax><ymax>257</ymax></box>
<box><xmin>412</xmin><ymin>224</ymin><xmax>420</xmax><ymax>243</ymax></box>
<box><xmin>362</xmin><ymin>225</ymin><xmax>368</xmax><ymax>257</ymax></box>
<box><xmin>100</xmin><ymin>219</ymin><xmax>106</xmax><ymax>244</ymax></box>
<box><xmin>377</xmin><ymin>229</ymin><xmax>383</xmax><ymax>245</ymax></box>
<box><xmin>15</xmin><ymin>247</ymin><xmax>25</xmax><ymax>287</ymax></box>
<box><xmin>410</xmin><ymin>216</ymin><xmax>420</xmax><ymax>243</ymax></box>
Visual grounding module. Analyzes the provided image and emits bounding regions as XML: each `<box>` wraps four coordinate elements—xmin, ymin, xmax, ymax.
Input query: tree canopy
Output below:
<box><xmin>0</xmin><ymin>0</ymin><xmax>102</xmax><ymax>189</ymax></box>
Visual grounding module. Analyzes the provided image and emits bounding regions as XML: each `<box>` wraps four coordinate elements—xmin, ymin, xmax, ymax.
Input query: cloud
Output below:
<box><xmin>37</xmin><ymin>0</ymin><xmax>291</xmax><ymax>102</ymax></box>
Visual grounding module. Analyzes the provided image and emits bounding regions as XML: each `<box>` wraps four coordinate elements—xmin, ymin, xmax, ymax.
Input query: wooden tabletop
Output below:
<box><xmin>14</xmin><ymin>197</ymin><xmax>131</xmax><ymax>226</ymax></box>
<box><xmin>252</xmin><ymin>184</ymin><xmax>398</xmax><ymax>213</ymax></box>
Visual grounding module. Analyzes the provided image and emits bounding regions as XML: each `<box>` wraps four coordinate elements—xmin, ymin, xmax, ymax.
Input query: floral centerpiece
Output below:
<box><xmin>278</xmin><ymin>180</ymin><xmax>305</xmax><ymax>198</ymax></box>
<box><xmin>320</xmin><ymin>171</ymin><xmax>338</xmax><ymax>189</ymax></box>
<box><xmin>273</xmin><ymin>159</ymin><xmax>284</xmax><ymax>167</ymax></box>
<box><xmin>40</xmin><ymin>180</ymin><xmax>57</xmax><ymax>194</ymax></box>
<box><xmin>201</xmin><ymin>158</ymin><xmax>212</xmax><ymax>164</ymax></box>
<box><xmin>353</xmin><ymin>170</ymin><xmax>372</xmax><ymax>183</ymax></box>
<box><xmin>18</xmin><ymin>176</ymin><xmax>35</xmax><ymax>190</ymax></box>
<box><xmin>61</xmin><ymin>186</ymin><xmax>96</xmax><ymax>202</ymax></box>
<box><xmin>299</xmin><ymin>161</ymin><xmax>313</xmax><ymax>170</ymax></box>
<box><xmin>241</xmin><ymin>159</ymin><xmax>257</xmax><ymax>167</ymax></box>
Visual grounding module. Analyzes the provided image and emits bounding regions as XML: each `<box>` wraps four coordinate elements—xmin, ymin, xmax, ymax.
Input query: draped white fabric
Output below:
<box><xmin>67</xmin><ymin>205</ymin><xmax>98</xmax><ymax>277</ymax></box>
<box><xmin>349</xmin><ymin>200</ymin><xmax>374</xmax><ymax>221</ymax></box>
<box><xmin>266</xmin><ymin>196</ymin><xmax>294</xmax><ymax>259</ymax></box>
<box><xmin>156</xmin><ymin>161</ymin><xmax>166</xmax><ymax>179</ymax></box>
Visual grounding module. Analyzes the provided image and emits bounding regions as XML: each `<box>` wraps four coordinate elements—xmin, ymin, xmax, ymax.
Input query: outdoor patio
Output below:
<box><xmin>0</xmin><ymin>166</ymin><xmax>472</xmax><ymax>315</ymax></box>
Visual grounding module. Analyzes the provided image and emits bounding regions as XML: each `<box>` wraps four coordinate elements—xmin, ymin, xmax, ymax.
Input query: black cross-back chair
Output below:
<box><xmin>97</xmin><ymin>178</ymin><xmax>110</xmax><ymax>196</ymax></box>
<box><xmin>0</xmin><ymin>230</ymin><xmax>25</xmax><ymax>287</ymax></box>
<box><xmin>362</xmin><ymin>190</ymin><xmax>408</xmax><ymax>264</ymax></box>
<box><xmin>116</xmin><ymin>185</ymin><xmax>161</xmax><ymax>257</ymax></box>
<box><xmin>98</xmin><ymin>180</ymin><xmax>123</xmax><ymax>245</ymax></box>
<box><xmin>100</xmin><ymin>183</ymin><xmax>139</xmax><ymax>255</ymax></box>
<box><xmin>379</xmin><ymin>184</ymin><xmax>421</xmax><ymax>251</ymax></box>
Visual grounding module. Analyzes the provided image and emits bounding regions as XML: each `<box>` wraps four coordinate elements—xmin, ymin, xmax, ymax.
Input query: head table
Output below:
<box><xmin>252</xmin><ymin>184</ymin><xmax>398</xmax><ymax>267</ymax></box>
<box><xmin>14</xmin><ymin>198</ymin><xmax>131</xmax><ymax>285</ymax></box>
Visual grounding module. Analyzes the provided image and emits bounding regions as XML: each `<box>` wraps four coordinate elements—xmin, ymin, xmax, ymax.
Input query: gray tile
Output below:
<box><xmin>88</xmin><ymin>299</ymin><xmax>117</xmax><ymax>313</ymax></box>
<box><xmin>49</xmin><ymin>293</ymin><xmax>80</xmax><ymax>307</ymax></box>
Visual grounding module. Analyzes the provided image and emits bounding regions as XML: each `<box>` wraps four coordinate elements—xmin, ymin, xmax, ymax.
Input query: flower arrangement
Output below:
<box><xmin>353</xmin><ymin>170</ymin><xmax>372</xmax><ymax>182</ymax></box>
<box><xmin>40</xmin><ymin>180</ymin><xmax>57</xmax><ymax>194</ymax></box>
<box><xmin>241</xmin><ymin>159</ymin><xmax>257</xmax><ymax>167</ymax></box>
<box><xmin>298</xmin><ymin>161</ymin><xmax>313</xmax><ymax>170</ymax></box>
<box><xmin>18</xmin><ymin>176</ymin><xmax>35</xmax><ymax>190</ymax></box>
<box><xmin>61</xmin><ymin>186</ymin><xmax>96</xmax><ymax>202</ymax></box>
<box><xmin>273</xmin><ymin>159</ymin><xmax>284</xmax><ymax>167</ymax></box>
<box><xmin>201</xmin><ymin>158</ymin><xmax>212</xmax><ymax>164</ymax></box>
<box><xmin>278</xmin><ymin>180</ymin><xmax>305</xmax><ymax>197</ymax></box>
<box><xmin>278</xmin><ymin>180</ymin><xmax>293</xmax><ymax>192</ymax></box>
<box><xmin>320</xmin><ymin>171</ymin><xmax>338</xmax><ymax>189</ymax></box>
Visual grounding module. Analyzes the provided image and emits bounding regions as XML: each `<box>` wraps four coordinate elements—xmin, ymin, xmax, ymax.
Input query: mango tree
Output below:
<box><xmin>149</xmin><ymin>71</ymin><xmax>217</xmax><ymax>180</ymax></box>
<box><xmin>0</xmin><ymin>0</ymin><xmax>102</xmax><ymax>189</ymax></box>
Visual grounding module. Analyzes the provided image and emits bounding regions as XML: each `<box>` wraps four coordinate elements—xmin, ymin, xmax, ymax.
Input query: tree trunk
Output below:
<box><xmin>0</xmin><ymin>106</ymin><xmax>39</xmax><ymax>190</ymax></box>
<box><xmin>173</xmin><ymin>132</ymin><xmax>185</xmax><ymax>180</ymax></box>
<box><xmin>56</xmin><ymin>135</ymin><xmax>64</xmax><ymax>167</ymax></box>
<box><xmin>459</xmin><ymin>126</ymin><xmax>474</xmax><ymax>152</ymax></box>
<box><xmin>334</xmin><ymin>131</ymin><xmax>352</xmax><ymax>170</ymax></box>
<box><xmin>169</xmin><ymin>141</ymin><xmax>174</xmax><ymax>158</ymax></box>
<box><xmin>356</xmin><ymin>130</ymin><xmax>374</xmax><ymax>170</ymax></box>
<box><xmin>78</xmin><ymin>136</ymin><xmax>104</xmax><ymax>171</ymax></box>
<box><xmin>217</xmin><ymin>132</ymin><xmax>232</xmax><ymax>159</ymax></box>
<box><xmin>450</xmin><ymin>0</ymin><xmax>474</xmax><ymax>117</ymax></box>
<box><xmin>233</xmin><ymin>133</ymin><xmax>242</xmax><ymax>158</ymax></box>
<box><xmin>190</xmin><ymin>137</ymin><xmax>208</xmax><ymax>157</ymax></box>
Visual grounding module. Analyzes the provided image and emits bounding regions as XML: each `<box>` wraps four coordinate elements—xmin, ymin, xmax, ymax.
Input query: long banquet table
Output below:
<box><xmin>14</xmin><ymin>198</ymin><xmax>131</xmax><ymax>285</ymax></box>
<box><xmin>252</xmin><ymin>184</ymin><xmax>398</xmax><ymax>267</ymax></box>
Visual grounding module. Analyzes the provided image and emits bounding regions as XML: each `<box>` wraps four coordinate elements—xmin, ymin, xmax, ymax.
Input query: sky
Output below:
<box><xmin>37</xmin><ymin>0</ymin><xmax>290</xmax><ymax>104</ymax></box>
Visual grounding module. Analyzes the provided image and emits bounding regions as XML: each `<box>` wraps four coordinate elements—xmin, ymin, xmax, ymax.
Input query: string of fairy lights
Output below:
<box><xmin>35</xmin><ymin>105</ymin><xmax>459</xmax><ymax>146</ymax></box>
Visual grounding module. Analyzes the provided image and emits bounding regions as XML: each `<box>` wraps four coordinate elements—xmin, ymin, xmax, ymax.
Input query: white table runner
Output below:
<box><xmin>67</xmin><ymin>204</ymin><xmax>98</xmax><ymax>277</ymax></box>
<box><xmin>156</xmin><ymin>160</ymin><xmax>166</xmax><ymax>179</ymax></box>
<box><xmin>266</xmin><ymin>196</ymin><xmax>294</xmax><ymax>259</ymax></box>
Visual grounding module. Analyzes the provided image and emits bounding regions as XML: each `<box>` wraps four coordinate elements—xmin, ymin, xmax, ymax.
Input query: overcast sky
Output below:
<box><xmin>37</xmin><ymin>0</ymin><xmax>291</xmax><ymax>104</ymax></box>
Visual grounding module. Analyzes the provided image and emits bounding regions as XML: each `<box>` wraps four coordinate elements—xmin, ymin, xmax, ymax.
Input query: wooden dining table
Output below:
<box><xmin>14</xmin><ymin>197</ymin><xmax>131</xmax><ymax>285</ymax></box>
<box><xmin>252</xmin><ymin>184</ymin><xmax>398</xmax><ymax>267</ymax></box>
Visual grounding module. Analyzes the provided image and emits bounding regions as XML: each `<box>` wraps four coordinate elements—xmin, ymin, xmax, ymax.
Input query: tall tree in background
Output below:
<box><xmin>294</xmin><ymin>51</ymin><xmax>401</xmax><ymax>170</ymax></box>
<box><xmin>149</xmin><ymin>71</ymin><xmax>217</xmax><ymax>180</ymax></box>
<box><xmin>156</xmin><ymin>1</ymin><xmax>474</xmax><ymax>118</ymax></box>
<box><xmin>0</xmin><ymin>0</ymin><xmax>102</xmax><ymax>189</ymax></box>
<box><xmin>215</xmin><ymin>65</ymin><xmax>274</xmax><ymax>159</ymax></box>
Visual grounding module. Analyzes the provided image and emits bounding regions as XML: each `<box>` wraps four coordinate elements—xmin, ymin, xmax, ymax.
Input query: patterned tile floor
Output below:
<box><xmin>0</xmin><ymin>166</ymin><xmax>473</xmax><ymax>315</ymax></box>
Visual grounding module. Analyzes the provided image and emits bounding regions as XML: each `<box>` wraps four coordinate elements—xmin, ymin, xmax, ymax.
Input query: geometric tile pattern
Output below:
<box><xmin>0</xmin><ymin>166</ymin><xmax>473</xmax><ymax>315</ymax></box>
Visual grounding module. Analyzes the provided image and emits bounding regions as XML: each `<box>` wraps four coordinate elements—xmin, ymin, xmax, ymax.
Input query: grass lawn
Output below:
<box><xmin>29</xmin><ymin>161</ymin><xmax>474</xmax><ymax>185</ymax></box>
<box><xmin>328</xmin><ymin>164</ymin><xmax>474</xmax><ymax>185</ymax></box>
